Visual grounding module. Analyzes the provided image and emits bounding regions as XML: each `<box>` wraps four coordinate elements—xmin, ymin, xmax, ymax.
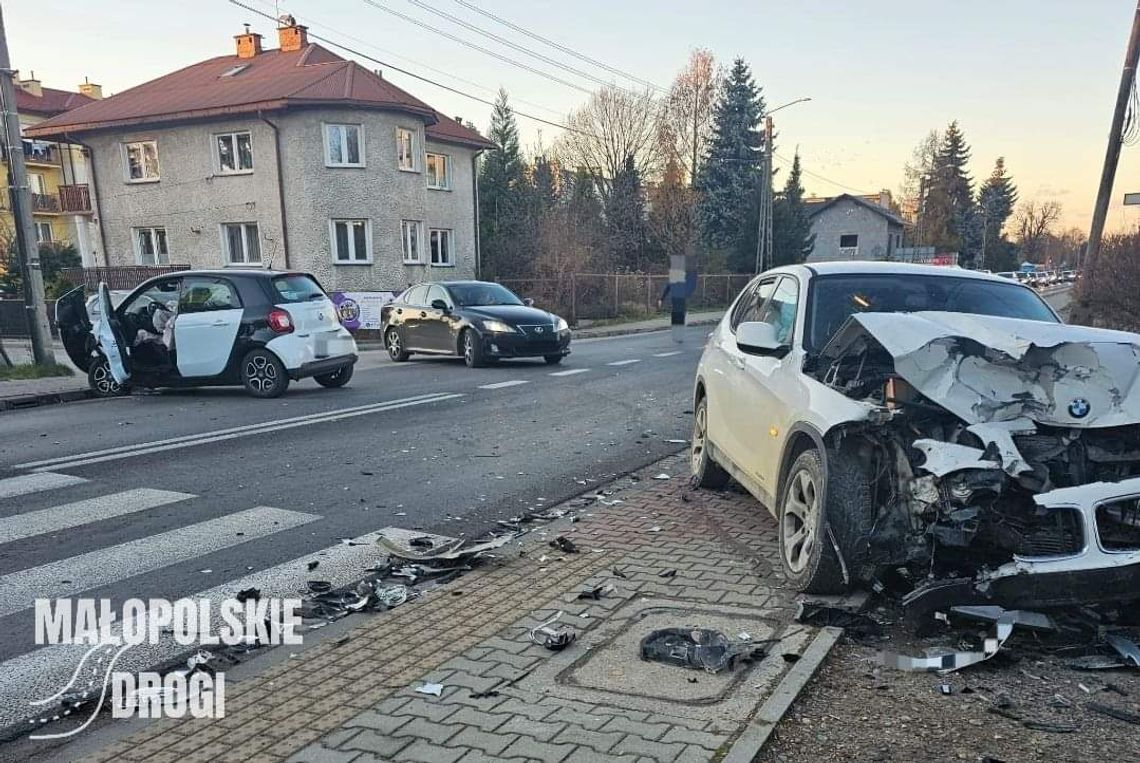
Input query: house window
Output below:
<box><xmin>324</xmin><ymin>124</ymin><xmax>363</xmax><ymax>167</ymax></box>
<box><xmin>425</xmin><ymin>153</ymin><xmax>450</xmax><ymax>189</ymax></box>
<box><xmin>134</xmin><ymin>226</ymin><xmax>170</xmax><ymax>265</ymax></box>
<box><xmin>216</xmin><ymin>131</ymin><xmax>253</xmax><ymax>173</ymax></box>
<box><xmin>429</xmin><ymin>229</ymin><xmax>453</xmax><ymax>266</ymax></box>
<box><xmin>28</xmin><ymin>173</ymin><xmax>47</xmax><ymax>195</ymax></box>
<box><xmin>330</xmin><ymin>219</ymin><xmax>372</xmax><ymax>264</ymax></box>
<box><xmin>397</xmin><ymin>128</ymin><xmax>417</xmax><ymax>171</ymax></box>
<box><xmin>401</xmin><ymin>220</ymin><xmax>423</xmax><ymax>264</ymax></box>
<box><xmin>222</xmin><ymin>222</ymin><xmax>262</xmax><ymax>265</ymax></box>
<box><xmin>34</xmin><ymin>222</ymin><xmax>53</xmax><ymax>243</ymax></box>
<box><xmin>123</xmin><ymin>140</ymin><xmax>160</xmax><ymax>181</ymax></box>
<box><xmin>839</xmin><ymin>234</ymin><xmax>859</xmax><ymax>248</ymax></box>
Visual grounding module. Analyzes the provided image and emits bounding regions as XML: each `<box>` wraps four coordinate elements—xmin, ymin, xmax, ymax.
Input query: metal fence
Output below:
<box><xmin>0</xmin><ymin>300</ymin><xmax>58</xmax><ymax>338</ymax></box>
<box><xmin>60</xmin><ymin>265</ymin><xmax>190</xmax><ymax>291</ymax></box>
<box><xmin>494</xmin><ymin>273</ymin><xmax>753</xmax><ymax>324</ymax></box>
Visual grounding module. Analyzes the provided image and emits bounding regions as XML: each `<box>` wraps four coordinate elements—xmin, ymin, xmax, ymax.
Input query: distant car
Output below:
<box><xmin>995</xmin><ymin>271</ymin><xmax>1016</xmax><ymax>280</ymax></box>
<box><xmin>1064</xmin><ymin>270</ymin><xmax>1077</xmax><ymax>282</ymax></box>
<box><xmin>56</xmin><ymin>270</ymin><xmax>357</xmax><ymax>399</ymax></box>
<box><xmin>380</xmin><ymin>281</ymin><xmax>571</xmax><ymax>368</ymax></box>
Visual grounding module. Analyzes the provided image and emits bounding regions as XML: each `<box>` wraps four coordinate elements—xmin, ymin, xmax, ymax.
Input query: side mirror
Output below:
<box><xmin>736</xmin><ymin>321</ymin><xmax>787</xmax><ymax>356</ymax></box>
<box><xmin>430</xmin><ymin>299</ymin><xmax>449</xmax><ymax>312</ymax></box>
<box><xmin>524</xmin><ymin>297</ymin><xmax>535</xmax><ymax>307</ymax></box>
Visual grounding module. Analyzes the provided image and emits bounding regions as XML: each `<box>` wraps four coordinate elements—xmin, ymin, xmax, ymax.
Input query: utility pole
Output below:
<box><xmin>1087</xmin><ymin>0</ymin><xmax>1140</xmax><ymax>265</ymax></box>
<box><xmin>753</xmin><ymin>116</ymin><xmax>774</xmax><ymax>274</ymax></box>
<box><xmin>0</xmin><ymin>4</ymin><xmax>55</xmax><ymax>365</ymax></box>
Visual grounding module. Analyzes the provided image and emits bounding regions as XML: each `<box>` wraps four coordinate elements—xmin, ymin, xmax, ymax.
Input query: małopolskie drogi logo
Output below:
<box><xmin>29</xmin><ymin>597</ymin><xmax>303</xmax><ymax>739</ymax></box>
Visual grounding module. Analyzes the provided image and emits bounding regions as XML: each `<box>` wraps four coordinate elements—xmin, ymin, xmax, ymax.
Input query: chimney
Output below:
<box><xmin>277</xmin><ymin>15</ymin><xmax>308</xmax><ymax>52</ymax></box>
<box><xmin>454</xmin><ymin>116</ymin><xmax>462</xmax><ymax>124</ymax></box>
<box><xmin>235</xmin><ymin>24</ymin><xmax>263</xmax><ymax>59</ymax></box>
<box><xmin>78</xmin><ymin>77</ymin><xmax>103</xmax><ymax>100</ymax></box>
<box><xmin>16</xmin><ymin>70</ymin><xmax>42</xmax><ymax>98</ymax></box>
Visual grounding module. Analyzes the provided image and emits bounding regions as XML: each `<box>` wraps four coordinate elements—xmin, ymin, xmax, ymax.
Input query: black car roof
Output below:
<box><xmin>170</xmin><ymin>269</ymin><xmax>301</xmax><ymax>280</ymax></box>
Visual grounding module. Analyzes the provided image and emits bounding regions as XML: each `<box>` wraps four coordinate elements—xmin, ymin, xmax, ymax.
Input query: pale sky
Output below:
<box><xmin>8</xmin><ymin>0</ymin><xmax>1140</xmax><ymax>233</ymax></box>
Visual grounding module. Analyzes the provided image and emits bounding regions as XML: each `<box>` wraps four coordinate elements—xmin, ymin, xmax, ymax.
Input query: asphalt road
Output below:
<box><xmin>0</xmin><ymin>326</ymin><xmax>709</xmax><ymax>734</ymax></box>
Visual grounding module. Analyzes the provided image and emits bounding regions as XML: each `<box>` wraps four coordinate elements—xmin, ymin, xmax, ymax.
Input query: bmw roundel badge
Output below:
<box><xmin>535</xmin><ymin>326</ymin><xmax>544</xmax><ymax>333</ymax></box>
<box><xmin>1068</xmin><ymin>398</ymin><xmax>1091</xmax><ymax>419</ymax></box>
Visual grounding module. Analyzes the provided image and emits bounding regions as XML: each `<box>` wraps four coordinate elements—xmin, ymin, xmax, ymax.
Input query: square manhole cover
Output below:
<box><xmin>516</xmin><ymin>597</ymin><xmax>807</xmax><ymax>722</ymax></box>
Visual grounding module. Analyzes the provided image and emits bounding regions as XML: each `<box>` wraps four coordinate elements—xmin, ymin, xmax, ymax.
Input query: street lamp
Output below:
<box><xmin>755</xmin><ymin>97</ymin><xmax>811</xmax><ymax>274</ymax></box>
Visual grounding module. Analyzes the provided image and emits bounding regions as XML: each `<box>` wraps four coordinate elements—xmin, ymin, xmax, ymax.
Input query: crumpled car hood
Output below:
<box><xmin>820</xmin><ymin>311</ymin><xmax>1140</xmax><ymax>428</ymax></box>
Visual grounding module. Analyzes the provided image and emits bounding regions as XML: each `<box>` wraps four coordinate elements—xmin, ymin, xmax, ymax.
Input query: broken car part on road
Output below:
<box><xmin>639</xmin><ymin>628</ymin><xmax>766</xmax><ymax>674</ymax></box>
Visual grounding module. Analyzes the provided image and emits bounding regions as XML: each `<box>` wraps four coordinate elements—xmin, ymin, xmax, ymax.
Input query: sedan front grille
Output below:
<box><xmin>516</xmin><ymin>324</ymin><xmax>556</xmax><ymax>341</ymax></box>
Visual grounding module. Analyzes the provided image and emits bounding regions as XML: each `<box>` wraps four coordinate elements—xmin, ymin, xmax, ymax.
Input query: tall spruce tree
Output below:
<box><xmin>921</xmin><ymin>121</ymin><xmax>975</xmax><ymax>258</ymax></box>
<box><xmin>771</xmin><ymin>153</ymin><xmax>815</xmax><ymax>265</ymax></box>
<box><xmin>976</xmin><ymin>157</ymin><xmax>1018</xmax><ymax>268</ymax></box>
<box><xmin>696</xmin><ymin>58</ymin><xmax>764</xmax><ymax>272</ymax></box>
<box><xmin>604</xmin><ymin>155</ymin><xmax>649</xmax><ymax>272</ymax></box>
<box><xmin>478</xmin><ymin>89</ymin><xmax>529</xmax><ymax>278</ymax></box>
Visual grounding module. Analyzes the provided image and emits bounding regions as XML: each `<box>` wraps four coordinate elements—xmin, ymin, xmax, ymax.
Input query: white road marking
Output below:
<box><xmin>0</xmin><ymin>489</ymin><xmax>194</xmax><ymax>544</ymax></box>
<box><xmin>653</xmin><ymin>351</ymin><xmax>683</xmax><ymax>357</ymax></box>
<box><xmin>18</xmin><ymin>392</ymin><xmax>462</xmax><ymax>472</ymax></box>
<box><xmin>549</xmin><ymin>368</ymin><xmax>589</xmax><ymax>377</ymax></box>
<box><xmin>0</xmin><ymin>528</ymin><xmax>393</xmax><ymax>730</ymax></box>
<box><xmin>607</xmin><ymin>359</ymin><xmax>643</xmax><ymax>366</ymax></box>
<box><xmin>478</xmin><ymin>380</ymin><xmax>530</xmax><ymax>389</ymax></box>
<box><xmin>0</xmin><ymin>506</ymin><xmax>319</xmax><ymax>619</ymax></box>
<box><xmin>0</xmin><ymin>473</ymin><xmax>85</xmax><ymax>500</ymax></box>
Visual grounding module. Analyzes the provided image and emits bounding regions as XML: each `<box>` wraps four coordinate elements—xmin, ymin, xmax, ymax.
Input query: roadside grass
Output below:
<box><xmin>0</xmin><ymin>362</ymin><xmax>75</xmax><ymax>381</ymax></box>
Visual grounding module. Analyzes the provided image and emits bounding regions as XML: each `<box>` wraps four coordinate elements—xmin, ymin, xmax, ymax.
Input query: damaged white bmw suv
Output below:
<box><xmin>692</xmin><ymin>262</ymin><xmax>1140</xmax><ymax>613</ymax></box>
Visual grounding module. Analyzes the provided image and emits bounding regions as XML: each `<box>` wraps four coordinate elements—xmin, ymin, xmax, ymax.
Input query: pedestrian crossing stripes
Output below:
<box><xmin>0</xmin><ymin>473</ymin><xmax>86</xmax><ymax>500</ymax></box>
<box><xmin>0</xmin><ymin>506</ymin><xmax>319</xmax><ymax>619</ymax></box>
<box><xmin>0</xmin><ymin>489</ymin><xmax>193</xmax><ymax>544</ymax></box>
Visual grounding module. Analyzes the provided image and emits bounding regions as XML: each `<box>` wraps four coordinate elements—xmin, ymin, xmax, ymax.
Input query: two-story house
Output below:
<box><xmin>5</xmin><ymin>73</ymin><xmax>101</xmax><ymax>265</ymax></box>
<box><xmin>25</xmin><ymin>21</ymin><xmax>495</xmax><ymax>292</ymax></box>
<box><xmin>804</xmin><ymin>192</ymin><xmax>906</xmax><ymax>262</ymax></box>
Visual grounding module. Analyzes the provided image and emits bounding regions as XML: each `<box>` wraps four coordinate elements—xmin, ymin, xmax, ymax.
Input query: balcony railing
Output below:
<box><xmin>31</xmin><ymin>192</ymin><xmax>61</xmax><ymax>213</ymax></box>
<box><xmin>58</xmin><ymin>184</ymin><xmax>92</xmax><ymax>213</ymax></box>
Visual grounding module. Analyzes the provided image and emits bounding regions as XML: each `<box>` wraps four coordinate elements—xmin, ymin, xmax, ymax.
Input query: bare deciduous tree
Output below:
<box><xmin>555</xmin><ymin>86</ymin><xmax>663</xmax><ymax>200</ymax></box>
<box><xmin>1016</xmin><ymin>199</ymin><xmax>1063</xmax><ymax>259</ymax></box>
<box><xmin>648</xmin><ymin>157</ymin><xmax>700</xmax><ymax>263</ymax></box>
<box><xmin>898</xmin><ymin>129</ymin><xmax>940</xmax><ymax>231</ymax></box>
<box><xmin>663</xmin><ymin>48</ymin><xmax>718</xmax><ymax>186</ymax></box>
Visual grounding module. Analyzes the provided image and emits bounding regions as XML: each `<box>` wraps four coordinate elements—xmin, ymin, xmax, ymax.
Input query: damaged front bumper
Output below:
<box><xmin>976</xmin><ymin>476</ymin><xmax>1140</xmax><ymax>608</ymax></box>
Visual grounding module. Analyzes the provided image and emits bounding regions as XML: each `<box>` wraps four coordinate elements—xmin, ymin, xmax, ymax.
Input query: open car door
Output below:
<box><xmin>55</xmin><ymin>285</ymin><xmax>95</xmax><ymax>372</ymax></box>
<box><xmin>96</xmin><ymin>282</ymin><xmax>131</xmax><ymax>385</ymax></box>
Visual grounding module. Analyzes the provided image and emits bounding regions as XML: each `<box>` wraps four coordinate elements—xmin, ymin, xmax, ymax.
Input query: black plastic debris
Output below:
<box><xmin>1088</xmin><ymin>702</ymin><xmax>1140</xmax><ymax>725</ymax></box>
<box><xmin>576</xmin><ymin>584</ymin><xmax>614</xmax><ymax>601</ymax></box>
<box><xmin>549</xmin><ymin>536</ymin><xmax>579</xmax><ymax>554</ymax></box>
<box><xmin>796</xmin><ymin>602</ymin><xmax>883</xmax><ymax>638</ymax></box>
<box><xmin>307</xmin><ymin>580</ymin><xmax>333</xmax><ymax>594</ymax></box>
<box><xmin>612</xmin><ymin>567</ymin><xmax>628</xmax><ymax>579</ymax></box>
<box><xmin>528</xmin><ymin>611</ymin><xmax>577</xmax><ymax>651</ymax></box>
<box><xmin>409</xmin><ymin>536</ymin><xmax>435</xmax><ymax>548</ymax></box>
<box><xmin>307</xmin><ymin>561</ymin><xmax>320</xmax><ymax>571</ymax></box>
<box><xmin>1067</xmin><ymin>654</ymin><xmax>1130</xmax><ymax>671</ymax></box>
<box><xmin>639</xmin><ymin>628</ymin><xmax>764</xmax><ymax>674</ymax></box>
<box><xmin>658</xmin><ymin>569</ymin><xmax>678</xmax><ymax>579</ymax></box>
<box><xmin>236</xmin><ymin>587</ymin><xmax>261</xmax><ymax>603</ymax></box>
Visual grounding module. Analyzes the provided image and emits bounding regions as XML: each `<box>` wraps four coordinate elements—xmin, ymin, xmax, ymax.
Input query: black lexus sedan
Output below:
<box><xmin>380</xmin><ymin>281</ymin><xmax>571</xmax><ymax>368</ymax></box>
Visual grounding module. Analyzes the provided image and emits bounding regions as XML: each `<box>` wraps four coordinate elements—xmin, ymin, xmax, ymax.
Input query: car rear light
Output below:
<box><xmin>267</xmin><ymin>308</ymin><xmax>294</xmax><ymax>334</ymax></box>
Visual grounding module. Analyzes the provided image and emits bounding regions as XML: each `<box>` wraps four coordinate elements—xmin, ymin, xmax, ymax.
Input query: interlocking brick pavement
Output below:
<box><xmin>82</xmin><ymin>454</ymin><xmax>808</xmax><ymax>763</ymax></box>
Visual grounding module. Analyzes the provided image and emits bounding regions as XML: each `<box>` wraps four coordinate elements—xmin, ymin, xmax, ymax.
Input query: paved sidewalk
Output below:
<box><xmin>79</xmin><ymin>455</ymin><xmax>816</xmax><ymax>763</ymax></box>
<box><xmin>573</xmin><ymin>311</ymin><xmax>723</xmax><ymax>339</ymax></box>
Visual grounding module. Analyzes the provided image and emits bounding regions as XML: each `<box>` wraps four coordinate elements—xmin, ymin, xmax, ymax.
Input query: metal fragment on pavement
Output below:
<box><xmin>415</xmin><ymin>683</ymin><xmax>444</xmax><ymax>697</ymax></box>
<box><xmin>653</xmin><ymin>473</ymin><xmax>671</xmax><ymax>480</ymax></box>
<box><xmin>528</xmin><ymin>610</ymin><xmax>577</xmax><ymax>651</ymax></box>
<box><xmin>639</xmin><ymin>628</ymin><xmax>764</xmax><ymax>674</ymax></box>
<box><xmin>1106</xmin><ymin>633</ymin><xmax>1140</xmax><ymax>667</ymax></box>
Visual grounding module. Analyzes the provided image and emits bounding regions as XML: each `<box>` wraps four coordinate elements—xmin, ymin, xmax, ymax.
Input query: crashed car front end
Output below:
<box><xmin>810</xmin><ymin>310</ymin><xmax>1140</xmax><ymax>611</ymax></box>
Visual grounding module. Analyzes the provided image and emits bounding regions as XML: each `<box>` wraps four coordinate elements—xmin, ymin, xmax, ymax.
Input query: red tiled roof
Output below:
<box><xmin>26</xmin><ymin>43</ymin><xmax>494</xmax><ymax>149</ymax></box>
<box><xmin>426</xmin><ymin>112</ymin><xmax>494</xmax><ymax>149</ymax></box>
<box><xmin>16</xmin><ymin>86</ymin><xmax>94</xmax><ymax>116</ymax></box>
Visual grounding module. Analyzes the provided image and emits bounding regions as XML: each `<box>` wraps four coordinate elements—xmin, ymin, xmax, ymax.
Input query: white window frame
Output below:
<box><xmin>34</xmin><ymin>221</ymin><xmax>53</xmax><ymax>243</ymax></box>
<box><xmin>133</xmin><ymin>226</ymin><xmax>170</xmax><ymax>265</ymax></box>
<box><xmin>397</xmin><ymin>127</ymin><xmax>418</xmax><ymax>172</ymax></box>
<box><xmin>323</xmin><ymin>123</ymin><xmax>365</xmax><ymax>168</ymax></box>
<box><xmin>221</xmin><ymin>222</ymin><xmax>263</xmax><ymax>266</ymax></box>
<box><xmin>214</xmin><ymin>130</ymin><xmax>254</xmax><ymax>175</ymax></box>
<box><xmin>425</xmin><ymin>152</ymin><xmax>450</xmax><ymax>190</ymax></box>
<box><xmin>401</xmin><ymin>220</ymin><xmax>423</xmax><ymax>264</ymax></box>
<box><xmin>122</xmin><ymin>140</ymin><xmax>160</xmax><ymax>182</ymax></box>
<box><xmin>28</xmin><ymin>172</ymin><xmax>47</xmax><ymax>195</ymax></box>
<box><xmin>329</xmin><ymin>219</ymin><xmax>373</xmax><ymax>265</ymax></box>
<box><xmin>429</xmin><ymin>228</ymin><xmax>454</xmax><ymax>267</ymax></box>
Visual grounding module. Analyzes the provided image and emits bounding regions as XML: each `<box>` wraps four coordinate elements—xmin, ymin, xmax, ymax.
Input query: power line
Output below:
<box><xmin>242</xmin><ymin>0</ymin><xmax>566</xmax><ymax>119</ymax></box>
<box><xmin>359</xmin><ymin>0</ymin><xmax>593</xmax><ymax>95</ymax></box>
<box><xmin>773</xmin><ymin>152</ymin><xmax>870</xmax><ymax>195</ymax></box>
<box><xmin>408</xmin><ymin>0</ymin><xmax>631</xmax><ymax>93</ymax></box>
<box><xmin>453</xmin><ymin>0</ymin><xmax>664</xmax><ymax>93</ymax></box>
<box><xmin>227</xmin><ymin>0</ymin><xmax>584</xmax><ymax>135</ymax></box>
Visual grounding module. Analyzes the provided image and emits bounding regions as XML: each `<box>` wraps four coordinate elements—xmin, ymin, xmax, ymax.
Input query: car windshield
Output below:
<box><xmin>807</xmin><ymin>273</ymin><xmax>1059</xmax><ymax>352</ymax></box>
<box><xmin>273</xmin><ymin>274</ymin><xmax>326</xmax><ymax>303</ymax></box>
<box><xmin>449</xmin><ymin>283</ymin><xmax>524</xmax><ymax>307</ymax></box>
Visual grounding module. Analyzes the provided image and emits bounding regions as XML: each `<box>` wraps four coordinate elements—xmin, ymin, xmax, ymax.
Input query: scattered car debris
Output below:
<box><xmin>527</xmin><ymin>611</ymin><xmax>577</xmax><ymax>651</ymax></box>
<box><xmin>549</xmin><ymin>536</ymin><xmax>580</xmax><ymax>554</ymax></box>
<box><xmin>653</xmin><ymin>473</ymin><xmax>671</xmax><ymax>480</ymax></box>
<box><xmin>235</xmin><ymin>587</ymin><xmax>261</xmax><ymax>603</ymax></box>
<box><xmin>307</xmin><ymin>581</ymin><xmax>333</xmax><ymax>594</ymax></box>
<box><xmin>1087</xmin><ymin>702</ymin><xmax>1140</xmax><ymax>725</ymax></box>
<box><xmin>576</xmin><ymin>584</ymin><xmax>614</xmax><ymax>601</ymax></box>
<box><xmin>307</xmin><ymin>561</ymin><xmax>320</xmax><ymax>571</ymax></box>
<box><xmin>795</xmin><ymin>601</ymin><xmax>883</xmax><ymax>638</ymax></box>
<box><xmin>415</xmin><ymin>683</ymin><xmax>444</xmax><ymax>697</ymax></box>
<box><xmin>658</xmin><ymin>568</ymin><xmax>677</xmax><ymax>579</ymax></box>
<box><xmin>639</xmin><ymin>628</ymin><xmax>765</xmax><ymax>674</ymax></box>
<box><xmin>612</xmin><ymin>567</ymin><xmax>628</xmax><ymax>579</ymax></box>
<box><xmin>1106</xmin><ymin>633</ymin><xmax>1140</xmax><ymax>667</ymax></box>
<box><xmin>1068</xmin><ymin>655</ymin><xmax>1131</xmax><ymax>671</ymax></box>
